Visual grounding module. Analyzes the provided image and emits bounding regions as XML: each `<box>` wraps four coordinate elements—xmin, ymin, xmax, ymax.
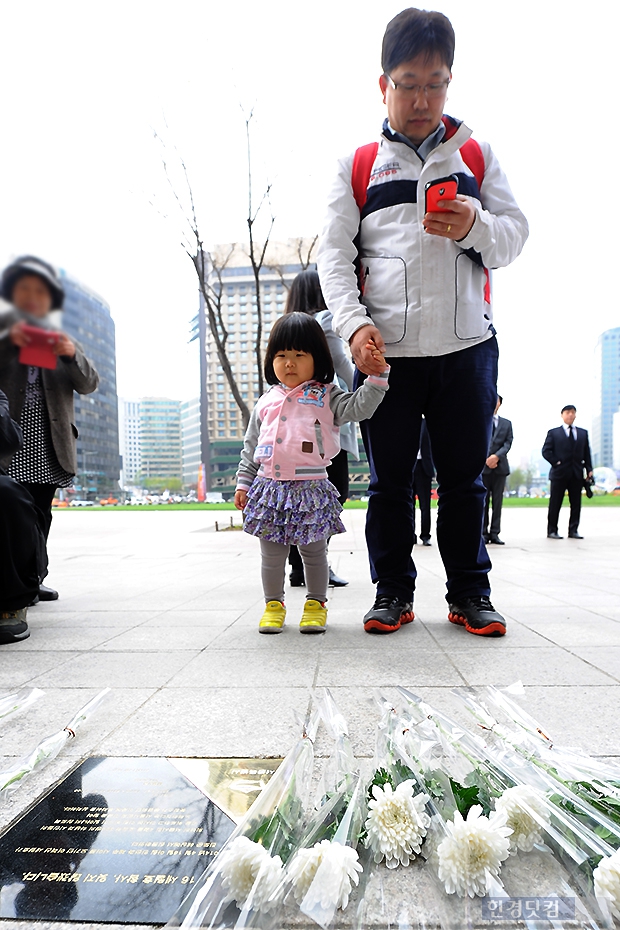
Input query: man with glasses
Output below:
<box><xmin>317</xmin><ymin>8</ymin><xmax>528</xmax><ymax>636</ymax></box>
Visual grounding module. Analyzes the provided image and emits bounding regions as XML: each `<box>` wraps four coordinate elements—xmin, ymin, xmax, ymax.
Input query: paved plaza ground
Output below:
<box><xmin>1</xmin><ymin>505</ymin><xmax>619</xmax><ymax>929</ymax></box>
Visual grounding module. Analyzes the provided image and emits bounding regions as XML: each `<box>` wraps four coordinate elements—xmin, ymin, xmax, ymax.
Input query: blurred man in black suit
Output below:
<box><xmin>413</xmin><ymin>419</ymin><xmax>435</xmax><ymax>547</ymax></box>
<box><xmin>542</xmin><ymin>405</ymin><xmax>593</xmax><ymax>539</ymax></box>
<box><xmin>482</xmin><ymin>395</ymin><xmax>513</xmax><ymax>545</ymax></box>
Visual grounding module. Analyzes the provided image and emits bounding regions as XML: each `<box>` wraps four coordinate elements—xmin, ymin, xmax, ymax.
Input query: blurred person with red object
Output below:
<box><xmin>0</xmin><ymin>256</ymin><xmax>99</xmax><ymax>601</ymax></box>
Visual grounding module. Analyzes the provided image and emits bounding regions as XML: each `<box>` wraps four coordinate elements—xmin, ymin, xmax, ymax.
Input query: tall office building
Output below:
<box><xmin>140</xmin><ymin>397</ymin><xmax>182</xmax><ymax>480</ymax></box>
<box><xmin>59</xmin><ymin>269</ymin><xmax>120</xmax><ymax>491</ymax></box>
<box><xmin>614</xmin><ymin>410</ymin><xmax>620</xmax><ymax>472</ymax></box>
<box><xmin>181</xmin><ymin>397</ymin><xmax>201</xmax><ymax>488</ymax></box>
<box><xmin>118</xmin><ymin>399</ymin><xmax>141</xmax><ymax>487</ymax></box>
<box><xmin>592</xmin><ymin>327</ymin><xmax>620</xmax><ymax>468</ymax></box>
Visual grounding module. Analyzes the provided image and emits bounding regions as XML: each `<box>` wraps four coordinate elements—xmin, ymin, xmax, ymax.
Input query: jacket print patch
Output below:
<box><xmin>255</xmin><ymin>444</ymin><xmax>273</xmax><ymax>459</ymax></box>
<box><xmin>369</xmin><ymin>160</ymin><xmax>401</xmax><ymax>184</ymax></box>
<box><xmin>298</xmin><ymin>384</ymin><xmax>327</xmax><ymax>407</ymax></box>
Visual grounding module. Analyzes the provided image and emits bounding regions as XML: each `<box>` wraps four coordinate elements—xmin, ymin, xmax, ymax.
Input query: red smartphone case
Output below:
<box><xmin>425</xmin><ymin>175</ymin><xmax>458</xmax><ymax>213</ymax></box>
<box><xmin>18</xmin><ymin>325</ymin><xmax>60</xmax><ymax>370</ymax></box>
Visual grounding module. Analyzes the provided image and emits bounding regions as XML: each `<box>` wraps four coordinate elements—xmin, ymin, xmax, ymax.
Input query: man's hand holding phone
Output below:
<box><xmin>423</xmin><ymin>174</ymin><xmax>476</xmax><ymax>240</ymax></box>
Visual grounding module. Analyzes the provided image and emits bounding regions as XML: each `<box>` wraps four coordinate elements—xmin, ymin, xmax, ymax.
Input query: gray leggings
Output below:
<box><xmin>260</xmin><ymin>539</ymin><xmax>328</xmax><ymax>603</ymax></box>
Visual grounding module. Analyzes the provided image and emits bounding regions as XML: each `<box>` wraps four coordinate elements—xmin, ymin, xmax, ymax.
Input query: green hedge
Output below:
<box><xmin>56</xmin><ymin>494</ymin><xmax>620</xmax><ymax>512</ymax></box>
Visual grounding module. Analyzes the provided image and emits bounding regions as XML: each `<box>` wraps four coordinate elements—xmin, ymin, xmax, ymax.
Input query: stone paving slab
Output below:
<box><xmin>0</xmin><ymin>506</ymin><xmax>618</xmax><ymax>929</ymax></box>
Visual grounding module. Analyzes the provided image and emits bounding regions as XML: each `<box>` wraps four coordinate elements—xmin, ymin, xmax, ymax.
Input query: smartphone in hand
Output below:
<box><xmin>424</xmin><ymin>174</ymin><xmax>459</xmax><ymax>213</ymax></box>
<box><xmin>18</xmin><ymin>325</ymin><xmax>61</xmax><ymax>370</ymax></box>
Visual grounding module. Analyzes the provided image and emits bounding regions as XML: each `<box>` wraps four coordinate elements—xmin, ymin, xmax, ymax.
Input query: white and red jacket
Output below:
<box><xmin>236</xmin><ymin>371</ymin><xmax>389</xmax><ymax>490</ymax></box>
<box><xmin>317</xmin><ymin>116</ymin><xmax>529</xmax><ymax>357</ymax></box>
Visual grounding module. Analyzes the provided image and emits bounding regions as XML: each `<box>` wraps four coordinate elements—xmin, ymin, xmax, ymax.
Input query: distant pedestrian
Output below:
<box><xmin>482</xmin><ymin>395</ymin><xmax>513</xmax><ymax>545</ymax></box>
<box><xmin>412</xmin><ymin>419</ymin><xmax>434</xmax><ymax>546</ymax></box>
<box><xmin>0</xmin><ymin>256</ymin><xmax>99</xmax><ymax>601</ymax></box>
<box><xmin>285</xmin><ymin>269</ymin><xmax>355</xmax><ymax>589</ymax></box>
<box><xmin>542</xmin><ymin>405</ymin><xmax>593</xmax><ymax>539</ymax></box>
<box><xmin>235</xmin><ymin>312</ymin><xmax>389</xmax><ymax>634</ymax></box>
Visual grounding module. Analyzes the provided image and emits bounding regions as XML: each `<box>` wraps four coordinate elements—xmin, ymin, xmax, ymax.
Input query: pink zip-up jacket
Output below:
<box><xmin>236</xmin><ymin>370</ymin><xmax>389</xmax><ymax>490</ymax></box>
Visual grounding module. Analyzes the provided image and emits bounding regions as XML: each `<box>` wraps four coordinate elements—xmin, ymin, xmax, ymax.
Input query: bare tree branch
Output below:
<box><xmin>298</xmin><ymin>234</ymin><xmax>319</xmax><ymax>270</ymax></box>
<box><xmin>154</xmin><ymin>113</ymin><xmax>299</xmax><ymax>488</ymax></box>
<box><xmin>189</xmin><ymin>246</ymin><xmax>251</xmax><ymax>429</ymax></box>
<box><xmin>265</xmin><ymin>236</ymin><xmax>319</xmax><ymax>291</ymax></box>
<box><xmin>243</xmin><ymin>109</ymin><xmax>275</xmax><ymax>398</ymax></box>
<box><xmin>154</xmin><ymin>145</ymin><xmax>251</xmax><ymax>452</ymax></box>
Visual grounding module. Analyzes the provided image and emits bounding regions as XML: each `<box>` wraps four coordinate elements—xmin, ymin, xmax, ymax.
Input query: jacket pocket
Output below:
<box><xmin>362</xmin><ymin>254</ymin><xmax>408</xmax><ymax>345</ymax></box>
<box><xmin>454</xmin><ymin>253</ymin><xmax>491</xmax><ymax>341</ymax></box>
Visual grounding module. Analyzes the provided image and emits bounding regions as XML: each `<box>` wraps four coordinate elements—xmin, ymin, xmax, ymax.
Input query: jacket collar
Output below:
<box><xmin>382</xmin><ymin>117</ymin><xmax>445</xmax><ymax>160</ymax></box>
<box><xmin>274</xmin><ymin>379</ymin><xmax>320</xmax><ymax>394</ymax></box>
<box><xmin>381</xmin><ymin>114</ymin><xmax>472</xmax><ymax>163</ymax></box>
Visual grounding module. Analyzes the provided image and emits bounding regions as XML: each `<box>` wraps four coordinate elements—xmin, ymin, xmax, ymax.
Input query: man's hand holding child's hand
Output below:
<box><xmin>365</xmin><ymin>338</ymin><xmax>388</xmax><ymax>372</ymax></box>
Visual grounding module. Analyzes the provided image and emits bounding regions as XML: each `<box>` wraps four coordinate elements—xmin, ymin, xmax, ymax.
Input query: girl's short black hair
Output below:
<box><xmin>285</xmin><ymin>269</ymin><xmax>326</xmax><ymax>316</ymax></box>
<box><xmin>264</xmin><ymin>312</ymin><xmax>335</xmax><ymax>386</ymax></box>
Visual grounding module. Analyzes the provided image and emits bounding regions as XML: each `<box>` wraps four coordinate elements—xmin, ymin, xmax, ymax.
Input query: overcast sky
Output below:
<box><xmin>1</xmin><ymin>0</ymin><xmax>617</xmax><ymax>467</ymax></box>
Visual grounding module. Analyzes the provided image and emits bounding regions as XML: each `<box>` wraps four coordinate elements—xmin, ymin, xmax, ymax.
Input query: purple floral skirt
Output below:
<box><xmin>243</xmin><ymin>477</ymin><xmax>346</xmax><ymax>546</ymax></box>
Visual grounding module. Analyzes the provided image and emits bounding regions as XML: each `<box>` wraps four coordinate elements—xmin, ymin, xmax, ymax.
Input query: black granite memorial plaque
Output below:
<box><xmin>0</xmin><ymin>756</ymin><xmax>280</xmax><ymax>924</ymax></box>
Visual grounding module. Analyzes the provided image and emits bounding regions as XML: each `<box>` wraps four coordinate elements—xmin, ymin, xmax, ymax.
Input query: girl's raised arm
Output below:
<box><xmin>329</xmin><ymin>367</ymin><xmax>390</xmax><ymax>427</ymax></box>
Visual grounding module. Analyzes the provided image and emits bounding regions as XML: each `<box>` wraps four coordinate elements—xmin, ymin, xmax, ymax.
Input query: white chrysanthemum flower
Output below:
<box><xmin>288</xmin><ymin>840</ymin><xmax>330</xmax><ymax>903</ymax></box>
<box><xmin>364</xmin><ymin>779</ymin><xmax>431</xmax><ymax>868</ymax></box>
<box><xmin>494</xmin><ymin>785</ymin><xmax>549</xmax><ymax>853</ymax></box>
<box><xmin>290</xmin><ymin>840</ymin><xmax>362</xmax><ymax>911</ymax></box>
<box><xmin>220</xmin><ymin>836</ymin><xmax>283</xmax><ymax>911</ymax></box>
<box><xmin>594</xmin><ymin>849</ymin><xmax>620</xmax><ymax>919</ymax></box>
<box><xmin>437</xmin><ymin>805</ymin><xmax>512</xmax><ymax>897</ymax></box>
<box><xmin>249</xmin><ymin>852</ymin><xmax>283</xmax><ymax>912</ymax></box>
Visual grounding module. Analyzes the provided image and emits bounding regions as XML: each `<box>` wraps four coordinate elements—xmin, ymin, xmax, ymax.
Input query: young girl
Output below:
<box><xmin>284</xmin><ymin>269</ymin><xmax>356</xmax><ymax>589</ymax></box>
<box><xmin>234</xmin><ymin>312</ymin><xmax>388</xmax><ymax>634</ymax></box>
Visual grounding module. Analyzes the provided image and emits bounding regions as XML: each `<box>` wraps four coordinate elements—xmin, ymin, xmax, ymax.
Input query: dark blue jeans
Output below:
<box><xmin>357</xmin><ymin>337</ymin><xmax>498</xmax><ymax>603</ymax></box>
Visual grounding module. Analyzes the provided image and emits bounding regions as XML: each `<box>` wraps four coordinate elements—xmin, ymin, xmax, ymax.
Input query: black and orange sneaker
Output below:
<box><xmin>448</xmin><ymin>596</ymin><xmax>506</xmax><ymax>637</ymax></box>
<box><xmin>363</xmin><ymin>595</ymin><xmax>414</xmax><ymax>634</ymax></box>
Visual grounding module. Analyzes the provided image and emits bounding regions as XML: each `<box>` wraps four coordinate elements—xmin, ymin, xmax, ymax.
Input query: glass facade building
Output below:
<box><xmin>592</xmin><ymin>327</ymin><xmax>620</xmax><ymax>469</ymax></box>
<box><xmin>181</xmin><ymin>397</ymin><xmax>201</xmax><ymax>488</ymax></box>
<box><xmin>140</xmin><ymin>397</ymin><xmax>183</xmax><ymax>480</ymax></box>
<box><xmin>118</xmin><ymin>399</ymin><xmax>141</xmax><ymax>486</ymax></box>
<box><xmin>58</xmin><ymin>270</ymin><xmax>120</xmax><ymax>492</ymax></box>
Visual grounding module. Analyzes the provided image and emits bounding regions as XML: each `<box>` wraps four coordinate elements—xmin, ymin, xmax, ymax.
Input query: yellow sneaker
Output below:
<box><xmin>258</xmin><ymin>600</ymin><xmax>286</xmax><ymax>634</ymax></box>
<box><xmin>299</xmin><ymin>599</ymin><xmax>327</xmax><ymax>634</ymax></box>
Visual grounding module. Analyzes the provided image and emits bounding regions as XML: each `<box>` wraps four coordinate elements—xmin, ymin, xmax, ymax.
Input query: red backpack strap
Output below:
<box><xmin>351</xmin><ymin>142</ymin><xmax>379</xmax><ymax>210</ymax></box>
<box><xmin>459</xmin><ymin>138</ymin><xmax>490</xmax><ymax>303</ymax></box>
<box><xmin>459</xmin><ymin>138</ymin><xmax>485</xmax><ymax>191</ymax></box>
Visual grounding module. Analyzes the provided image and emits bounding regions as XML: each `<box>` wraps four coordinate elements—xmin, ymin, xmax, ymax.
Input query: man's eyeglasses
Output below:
<box><xmin>384</xmin><ymin>75</ymin><xmax>451</xmax><ymax>100</ymax></box>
